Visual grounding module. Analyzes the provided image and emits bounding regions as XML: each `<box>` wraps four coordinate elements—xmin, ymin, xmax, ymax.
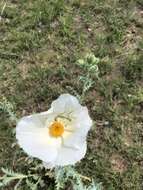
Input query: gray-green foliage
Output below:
<box><xmin>0</xmin><ymin>167</ymin><xmax>43</xmax><ymax>190</ymax></box>
<box><xmin>0</xmin><ymin>97</ymin><xmax>18</xmax><ymax>122</ymax></box>
<box><xmin>55</xmin><ymin>166</ymin><xmax>102</xmax><ymax>190</ymax></box>
<box><xmin>0</xmin><ymin>165</ymin><xmax>102</xmax><ymax>190</ymax></box>
<box><xmin>78</xmin><ymin>53</ymin><xmax>100</xmax><ymax>75</ymax></box>
<box><xmin>77</xmin><ymin>53</ymin><xmax>100</xmax><ymax>100</ymax></box>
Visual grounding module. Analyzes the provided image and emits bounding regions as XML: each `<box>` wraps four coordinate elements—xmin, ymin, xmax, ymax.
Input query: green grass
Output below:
<box><xmin>0</xmin><ymin>0</ymin><xmax>143</xmax><ymax>189</ymax></box>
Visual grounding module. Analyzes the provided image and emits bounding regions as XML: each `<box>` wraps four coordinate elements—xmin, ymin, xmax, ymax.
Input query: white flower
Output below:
<box><xmin>16</xmin><ymin>94</ymin><xmax>92</xmax><ymax>168</ymax></box>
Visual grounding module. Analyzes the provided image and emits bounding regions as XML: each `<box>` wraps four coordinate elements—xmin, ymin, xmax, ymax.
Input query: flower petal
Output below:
<box><xmin>62</xmin><ymin>106</ymin><xmax>92</xmax><ymax>149</ymax></box>
<box><xmin>44</xmin><ymin>141</ymin><xmax>87</xmax><ymax>168</ymax></box>
<box><xmin>56</xmin><ymin>141</ymin><xmax>86</xmax><ymax>166</ymax></box>
<box><xmin>70</xmin><ymin>106</ymin><xmax>92</xmax><ymax>135</ymax></box>
<box><xmin>16</xmin><ymin>114</ymin><xmax>61</xmax><ymax>163</ymax></box>
<box><xmin>62</xmin><ymin>130</ymin><xmax>86</xmax><ymax>150</ymax></box>
<box><xmin>51</xmin><ymin>94</ymin><xmax>81</xmax><ymax>114</ymax></box>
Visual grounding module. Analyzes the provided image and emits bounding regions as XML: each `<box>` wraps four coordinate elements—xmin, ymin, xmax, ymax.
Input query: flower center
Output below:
<box><xmin>49</xmin><ymin>121</ymin><xmax>64</xmax><ymax>137</ymax></box>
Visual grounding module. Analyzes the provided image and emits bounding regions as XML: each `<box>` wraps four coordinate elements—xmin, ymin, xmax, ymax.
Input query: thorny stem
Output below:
<box><xmin>55</xmin><ymin>114</ymin><xmax>72</xmax><ymax>122</ymax></box>
<box><xmin>81</xmin><ymin>72</ymin><xmax>91</xmax><ymax>102</ymax></box>
<box><xmin>78</xmin><ymin>174</ymin><xmax>92</xmax><ymax>182</ymax></box>
<box><xmin>0</xmin><ymin>2</ymin><xmax>7</xmax><ymax>19</ymax></box>
<box><xmin>0</xmin><ymin>174</ymin><xmax>36</xmax><ymax>181</ymax></box>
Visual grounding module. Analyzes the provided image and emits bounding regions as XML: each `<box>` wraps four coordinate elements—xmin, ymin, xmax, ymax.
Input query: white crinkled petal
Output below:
<box><xmin>62</xmin><ymin>106</ymin><xmax>92</xmax><ymax>149</ymax></box>
<box><xmin>70</xmin><ymin>106</ymin><xmax>92</xmax><ymax>134</ymax></box>
<box><xmin>62</xmin><ymin>130</ymin><xmax>86</xmax><ymax>150</ymax></box>
<box><xmin>16</xmin><ymin>113</ymin><xmax>61</xmax><ymax>163</ymax></box>
<box><xmin>56</xmin><ymin>141</ymin><xmax>87</xmax><ymax>166</ymax></box>
<box><xmin>51</xmin><ymin>94</ymin><xmax>81</xmax><ymax>114</ymax></box>
<box><xmin>44</xmin><ymin>141</ymin><xmax>87</xmax><ymax>168</ymax></box>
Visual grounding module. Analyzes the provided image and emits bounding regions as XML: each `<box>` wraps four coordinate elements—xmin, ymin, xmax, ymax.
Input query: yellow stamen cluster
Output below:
<box><xmin>49</xmin><ymin>121</ymin><xmax>64</xmax><ymax>137</ymax></box>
